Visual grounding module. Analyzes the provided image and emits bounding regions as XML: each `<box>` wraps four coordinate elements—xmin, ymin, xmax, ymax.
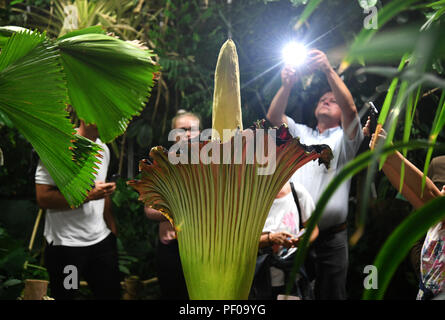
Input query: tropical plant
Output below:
<box><xmin>284</xmin><ymin>0</ymin><xmax>445</xmax><ymax>299</ymax></box>
<box><xmin>128</xmin><ymin>39</ymin><xmax>333</xmax><ymax>299</ymax></box>
<box><xmin>3</xmin><ymin>0</ymin><xmax>444</xmax><ymax>300</ymax></box>
<box><xmin>0</xmin><ymin>25</ymin><xmax>158</xmax><ymax>207</ymax></box>
<box><xmin>111</xmin><ymin>177</ymin><xmax>159</xmax><ymax>279</ymax></box>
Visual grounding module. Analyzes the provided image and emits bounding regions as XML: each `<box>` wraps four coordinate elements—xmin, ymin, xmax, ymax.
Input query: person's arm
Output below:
<box><xmin>35</xmin><ymin>184</ymin><xmax>73</xmax><ymax>210</ymax></box>
<box><xmin>35</xmin><ymin>181</ymin><xmax>116</xmax><ymax>210</ymax></box>
<box><xmin>364</xmin><ymin>121</ymin><xmax>442</xmax><ymax>209</ymax></box>
<box><xmin>382</xmin><ymin>150</ymin><xmax>441</xmax><ymax>209</ymax></box>
<box><xmin>259</xmin><ymin>231</ymin><xmax>294</xmax><ymax>249</ymax></box>
<box><xmin>103</xmin><ymin>195</ymin><xmax>117</xmax><ymax>235</ymax></box>
<box><xmin>297</xmin><ymin>223</ymin><xmax>319</xmax><ymax>245</ymax></box>
<box><xmin>308</xmin><ymin>50</ymin><xmax>359</xmax><ymax>139</ymax></box>
<box><xmin>266</xmin><ymin>66</ymin><xmax>298</xmax><ymax>127</ymax></box>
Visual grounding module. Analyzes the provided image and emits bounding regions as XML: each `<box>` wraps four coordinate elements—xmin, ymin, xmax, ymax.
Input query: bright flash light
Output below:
<box><xmin>282</xmin><ymin>42</ymin><xmax>307</xmax><ymax>67</ymax></box>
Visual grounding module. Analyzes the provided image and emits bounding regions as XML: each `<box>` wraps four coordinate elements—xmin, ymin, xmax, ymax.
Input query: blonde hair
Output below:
<box><xmin>171</xmin><ymin>109</ymin><xmax>201</xmax><ymax>129</ymax></box>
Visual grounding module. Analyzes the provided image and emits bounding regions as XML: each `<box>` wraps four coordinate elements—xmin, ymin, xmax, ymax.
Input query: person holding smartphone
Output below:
<box><xmin>256</xmin><ymin>181</ymin><xmax>319</xmax><ymax>299</ymax></box>
<box><xmin>35</xmin><ymin>120</ymin><xmax>120</xmax><ymax>300</ymax></box>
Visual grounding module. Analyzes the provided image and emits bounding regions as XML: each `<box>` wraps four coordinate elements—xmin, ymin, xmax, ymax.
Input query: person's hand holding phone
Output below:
<box><xmin>289</xmin><ymin>228</ymin><xmax>306</xmax><ymax>247</ymax></box>
<box><xmin>306</xmin><ymin>49</ymin><xmax>332</xmax><ymax>74</ymax></box>
<box><xmin>87</xmin><ymin>181</ymin><xmax>116</xmax><ymax>201</ymax></box>
<box><xmin>269</xmin><ymin>231</ymin><xmax>295</xmax><ymax>249</ymax></box>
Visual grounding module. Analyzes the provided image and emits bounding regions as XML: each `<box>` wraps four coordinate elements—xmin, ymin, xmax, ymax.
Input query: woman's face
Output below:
<box><xmin>174</xmin><ymin>115</ymin><xmax>200</xmax><ymax>141</ymax></box>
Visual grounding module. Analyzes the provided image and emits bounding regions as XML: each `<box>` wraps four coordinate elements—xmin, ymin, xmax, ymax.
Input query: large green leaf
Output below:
<box><xmin>345</xmin><ymin>24</ymin><xmax>445</xmax><ymax>65</ymax></box>
<box><xmin>363</xmin><ymin>196</ymin><xmax>445</xmax><ymax>300</ymax></box>
<box><xmin>0</xmin><ymin>26</ymin><xmax>28</xmax><ymax>49</ymax></box>
<box><xmin>0</xmin><ymin>30</ymin><xmax>102</xmax><ymax>207</ymax></box>
<box><xmin>56</xmin><ymin>33</ymin><xmax>159</xmax><ymax>143</ymax></box>
<box><xmin>0</xmin><ymin>26</ymin><xmax>159</xmax><ymax>206</ymax></box>
<box><xmin>340</xmin><ymin>0</ymin><xmax>421</xmax><ymax>71</ymax></box>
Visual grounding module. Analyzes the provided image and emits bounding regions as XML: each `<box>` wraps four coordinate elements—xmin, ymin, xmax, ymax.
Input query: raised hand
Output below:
<box><xmin>306</xmin><ymin>49</ymin><xmax>332</xmax><ymax>74</ymax></box>
<box><xmin>281</xmin><ymin>65</ymin><xmax>298</xmax><ymax>89</ymax></box>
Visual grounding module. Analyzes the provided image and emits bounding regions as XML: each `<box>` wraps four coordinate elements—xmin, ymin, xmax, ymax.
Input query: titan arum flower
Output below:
<box><xmin>129</xmin><ymin>39</ymin><xmax>333</xmax><ymax>299</ymax></box>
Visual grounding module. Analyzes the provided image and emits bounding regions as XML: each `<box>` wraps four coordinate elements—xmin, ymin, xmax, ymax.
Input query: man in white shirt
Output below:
<box><xmin>35</xmin><ymin>120</ymin><xmax>120</xmax><ymax>300</ymax></box>
<box><xmin>266</xmin><ymin>49</ymin><xmax>363</xmax><ymax>299</ymax></box>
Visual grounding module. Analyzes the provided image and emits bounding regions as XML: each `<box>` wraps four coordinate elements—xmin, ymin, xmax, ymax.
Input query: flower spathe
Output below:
<box><xmin>128</xmin><ymin>123</ymin><xmax>332</xmax><ymax>299</ymax></box>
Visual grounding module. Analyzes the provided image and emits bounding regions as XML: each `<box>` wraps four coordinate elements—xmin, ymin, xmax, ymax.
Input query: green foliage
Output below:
<box><xmin>0</xmin><ymin>28</ymin><xmax>100</xmax><ymax>208</ymax></box>
<box><xmin>0</xmin><ymin>127</ymin><xmax>36</xmax><ymax>197</ymax></box>
<box><xmin>111</xmin><ymin>178</ymin><xmax>159</xmax><ymax>281</ymax></box>
<box><xmin>57</xmin><ymin>32</ymin><xmax>159</xmax><ymax>143</ymax></box>
<box><xmin>116</xmin><ymin>237</ymin><xmax>138</xmax><ymax>276</ymax></box>
<box><xmin>364</xmin><ymin>196</ymin><xmax>445</xmax><ymax>299</ymax></box>
<box><xmin>0</xmin><ymin>26</ymin><xmax>159</xmax><ymax>207</ymax></box>
<box><xmin>1</xmin><ymin>0</ymin><xmax>445</xmax><ymax>300</ymax></box>
<box><xmin>0</xmin><ymin>224</ymin><xmax>27</xmax><ymax>299</ymax></box>
<box><xmin>286</xmin><ymin>0</ymin><xmax>445</xmax><ymax>300</ymax></box>
<box><xmin>286</xmin><ymin>140</ymin><xmax>443</xmax><ymax>296</ymax></box>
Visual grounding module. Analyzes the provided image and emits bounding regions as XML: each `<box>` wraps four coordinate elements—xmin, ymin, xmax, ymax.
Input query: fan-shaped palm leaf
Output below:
<box><xmin>0</xmin><ymin>30</ymin><xmax>102</xmax><ymax>207</ymax></box>
<box><xmin>56</xmin><ymin>32</ymin><xmax>159</xmax><ymax>143</ymax></box>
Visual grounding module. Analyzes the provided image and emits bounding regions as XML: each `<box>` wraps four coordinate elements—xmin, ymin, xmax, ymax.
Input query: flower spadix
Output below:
<box><xmin>128</xmin><ymin>40</ymin><xmax>333</xmax><ymax>300</ymax></box>
<box><xmin>212</xmin><ymin>39</ymin><xmax>243</xmax><ymax>142</ymax></box>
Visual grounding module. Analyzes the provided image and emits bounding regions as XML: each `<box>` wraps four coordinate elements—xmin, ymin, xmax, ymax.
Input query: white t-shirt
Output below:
<box><xmin>35</xmin><ymin>138</ymin><xmax>111</xmax><ymax>247</ymax></box>
<box><xmin>287</xmin><ymin>116</ymin><xmax>363</xmax><ymax>231</ymax></box>
<box><xmin>262</xmin><ymin>182</ymin><xmax>315</xmax><ymax>287</ymax></box>
<box><xmin>262</xmin><ymin>182</ymin><xmax>314</xmax><ymax>236</ymax></box>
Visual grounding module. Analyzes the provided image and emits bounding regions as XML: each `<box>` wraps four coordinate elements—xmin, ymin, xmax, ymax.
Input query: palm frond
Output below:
<box><xmin>56</xmin><ymin>33</ymin><xmax>159</xmax><ymax>143</ymax></box>
<box><xmin>0</xmin><ymin>30</ymin><xmax>102</xmax><ymax>207</ymax></box>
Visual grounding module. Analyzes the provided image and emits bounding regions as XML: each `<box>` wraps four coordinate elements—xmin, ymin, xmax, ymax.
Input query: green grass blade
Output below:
<box><xmin>340</xmin><ymin>0</ymin><xmax>420</xmax><ymax>71</ymax></box>
<box><xmin>421</xmin><ymin>90</ymin><xmax>445</xmax><ymax>193</ymax></box>
<box><xmin>378</xmin><ymin>55</ymin><xmax>409</xmax><ymax>125</ymax></box>
<box><xmin>285</xmin><ymin>139</ymin><xmax>443</xmax><ymax>295</ymax></box>
<box><xmin>293</xmin><ymin>0</ymin><xmax>324</xmax><ymax>30</ymax></box>
<box><xmin>400</xmin><ymin>86</ymin><xmax>422</xmax><ymax>193</ymax></box>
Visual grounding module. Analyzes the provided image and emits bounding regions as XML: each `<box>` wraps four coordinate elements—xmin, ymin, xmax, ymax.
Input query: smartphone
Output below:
<box><xmin>107</xmin><ymin>173</ymin><xmax>120</xmax><ymax>183</ymax></box>
<box><xmin>295</xmin><ymin>228</ymin><xmax>306</xmax><ymax>238</ymax></box>
<box><xmin>369</xmin><ymin>102</ymin><xmax>379</xmax><ymax>134</ymax></box>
